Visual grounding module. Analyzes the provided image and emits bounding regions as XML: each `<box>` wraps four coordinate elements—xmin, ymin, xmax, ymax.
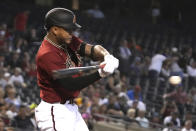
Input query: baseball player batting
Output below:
<box><xmin>35</xmin><ymin>8</ymin><xmax>119</xmax><ymax>131</ymax></box>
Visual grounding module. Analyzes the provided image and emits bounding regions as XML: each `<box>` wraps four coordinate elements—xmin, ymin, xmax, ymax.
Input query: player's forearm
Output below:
<box><xmin>93</xmin><ymin>45</ymin><xmax>110</xmax><ymax>61</ymax></box>
<box><xmin>85</xmin><ymin>44</ymin><xmax>110</xmax><ymax>61</ymax></box>
<box><xmin>55</xmin><ymin>71</ymin><xmax>101</xmax><ymax>91</ymax></box>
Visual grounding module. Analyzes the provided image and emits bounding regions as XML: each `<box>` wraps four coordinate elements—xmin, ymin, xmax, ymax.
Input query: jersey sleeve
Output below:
<box><xmin>69</xmin><ymin>35</ymin><xmax>83</xmax><ymax>51</ymax></box>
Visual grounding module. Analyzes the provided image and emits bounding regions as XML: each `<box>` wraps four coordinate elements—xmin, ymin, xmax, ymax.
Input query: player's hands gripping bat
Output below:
<box><xmin>98</xmin><ymin>55</ymin><xmax>119</xmax><ymax>77</ymax></box>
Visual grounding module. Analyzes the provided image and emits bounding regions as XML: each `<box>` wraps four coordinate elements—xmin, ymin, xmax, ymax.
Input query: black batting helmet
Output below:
<box><xmin>44</xmin><ymin>8</ymin><xmax>81</xmax><ymax>31</ymax></box>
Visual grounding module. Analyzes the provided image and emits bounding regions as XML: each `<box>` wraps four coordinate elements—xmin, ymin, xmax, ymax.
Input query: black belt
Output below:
<box><xmin>43</xmin><ymin>98</ymin><xmax>75</xmax><ymax>105</ymax></box>
<box><xmin>60</xmin><ymin>98</ymin><xmax>75</xmax><ymax>104</ymax></box>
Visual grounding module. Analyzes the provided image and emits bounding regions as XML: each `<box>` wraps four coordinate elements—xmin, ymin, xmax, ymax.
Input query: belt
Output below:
<box><xmin>42</xmin><ymin>98</ymin><xmax>75</xmax><ymax>105</ymax></box>
<box><xmin>60</xmin><ymin>98</ymin><xmax>75</xmax><ymax>104</ymax></box>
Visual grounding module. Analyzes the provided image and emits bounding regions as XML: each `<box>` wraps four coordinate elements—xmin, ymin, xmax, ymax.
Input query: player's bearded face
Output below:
<box><xmin>58</xmin><ymin>35</ymin><xmax>71</xmax><ymax>45</ymax></box>
<box><xmin>57</xmin><ymin>27</ymin><xmax>73</xmax><ymax>45</ymax></box>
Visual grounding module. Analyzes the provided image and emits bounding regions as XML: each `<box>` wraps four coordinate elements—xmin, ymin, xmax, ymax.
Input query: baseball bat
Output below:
<box><xmin>52</xmin><ymin>64</ymin><xmax>105</xmax><ymax>79</ymax></box>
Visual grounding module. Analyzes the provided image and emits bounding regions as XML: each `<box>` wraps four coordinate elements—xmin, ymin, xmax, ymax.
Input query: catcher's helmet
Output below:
<box><xmin>44</xmin><ymin>8</ymin><xmax>81</xmax><ymax>31</ymax></box>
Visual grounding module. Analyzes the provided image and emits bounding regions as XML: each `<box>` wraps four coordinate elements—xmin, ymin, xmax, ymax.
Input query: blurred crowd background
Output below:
<box><xmin>0</xmin><ymin>0</ymin><xmax>196</xmax><ymax>130</ymax></box>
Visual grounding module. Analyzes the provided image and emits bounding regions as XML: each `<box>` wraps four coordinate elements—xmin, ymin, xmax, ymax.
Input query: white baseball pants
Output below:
<box><xmin>35</xmin><ymin>100</ymin><xmax>89</xmax><ymax>131</ymax></box>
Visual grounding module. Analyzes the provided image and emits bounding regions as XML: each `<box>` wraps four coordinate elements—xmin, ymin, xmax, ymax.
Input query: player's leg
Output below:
<box><xmin>35</xmin><ymin>101</ymin><xmax>55</xmax><ymax>131</ymax></box>
<box><xmin>74</xmin><ymin>109</ymin><xmax>89</xmax><ymax>131</ymax></box>
<box><xmin>35</xmin><ymin>101</ymin><xmax>76</xmax><ymax>131</ymax></box>
<box><xmin>52</xmin><ymin>104</ymin><xmax>76</xmax><ymax>131</ymax></box>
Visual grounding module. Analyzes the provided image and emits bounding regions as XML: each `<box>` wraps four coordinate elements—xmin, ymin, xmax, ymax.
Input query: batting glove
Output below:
<box><xmin>98</xmin><ymin>55</ymin><xmax>119</xmax><ymax>77</ymax></box>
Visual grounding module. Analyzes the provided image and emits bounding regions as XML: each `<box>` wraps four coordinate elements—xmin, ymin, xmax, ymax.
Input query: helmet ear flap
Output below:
<box><xmin>44</xmin><ymin>15</ymin><xmax>53</xmax><ymax>31</ymax></box>
<box><xmin>44</xmin><ymin>25</ymin><xmax>50</xmax><ymax>31</ymax></box>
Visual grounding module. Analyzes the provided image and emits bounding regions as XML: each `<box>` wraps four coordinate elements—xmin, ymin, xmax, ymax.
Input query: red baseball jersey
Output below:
<box><xmin>36</xmin><ymin>35</ymin><xmax>83</xmax><ymax>103</ymax></box>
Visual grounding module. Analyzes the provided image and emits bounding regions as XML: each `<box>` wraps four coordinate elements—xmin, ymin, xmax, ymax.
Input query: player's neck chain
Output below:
<box><xmin>45</xmin><ymin>36</ymin><xmax>66</xmax><ymax>51</ymax></box>
<box><xmin>45</xmin><ymin>36</ymin><xmax>74</xmax><ymax>67</ymax></box>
